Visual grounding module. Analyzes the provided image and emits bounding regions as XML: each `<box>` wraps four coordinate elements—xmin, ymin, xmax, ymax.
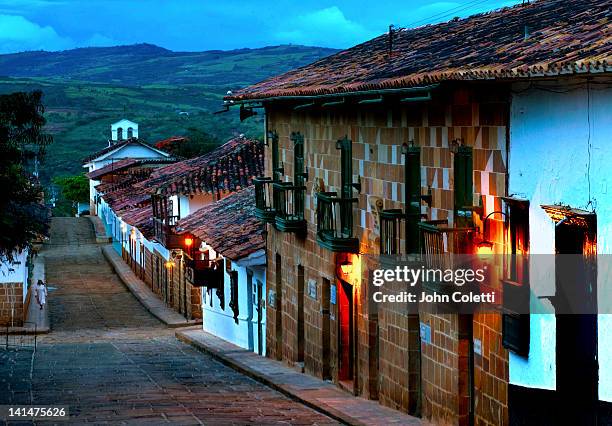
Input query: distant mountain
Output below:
<box><xmin>0</xmin><ymin>43</ymin><xmax>338</xmax><ymax>188</ymax></box>
<box><xmin>0</xmin><ymin>43</ymin><xmax>339</xmax><ymax>86</ymax></box>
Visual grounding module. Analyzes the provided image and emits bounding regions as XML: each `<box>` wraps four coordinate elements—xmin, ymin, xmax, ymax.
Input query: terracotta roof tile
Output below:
<box><xmin>177</xmin><ymin>186</ymin><xmax>264</xmax><ymax>260</ymax></box>
<box><xmin>229</xmin><ymin>0</ymin><xmax>611</xmax><ymax>101</ymax></box>
<box><xmin>137</xmin><ymin>136</ymin><xmax>264</xmax><ymax>196</ymax></box>
<box><xmin>86</xmin><ymin>158</ymin><xmax>140</xmax><ymax>180</ymax></box>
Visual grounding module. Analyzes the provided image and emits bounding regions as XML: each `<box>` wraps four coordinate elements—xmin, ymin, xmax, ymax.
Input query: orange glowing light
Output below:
<box><xmin>340</xmin><ymin>263</ymin><xmax>353</xmax><ymax>275</ymax></box>
<box><xmin>165</xmin><ymin>260</ymin><xmax>174</xmax><ymax>269</ymax></box>
<box><xmin>184</xmin><ymin>237</ymin><xmax>194</xmax><ymax>247</ymax></box>
<box><xmin>476</xmin><ymin>243</ymin><xmax>493</xmax><ymax>257</ymax></box>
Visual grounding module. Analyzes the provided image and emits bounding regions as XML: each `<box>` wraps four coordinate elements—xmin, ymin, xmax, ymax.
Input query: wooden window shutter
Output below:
<box><xmin>502</xmin><ymin>200</ymin><xmax>530</xmax><ymax>357</ymax></box>
<box><xmin>292</xmin><ymin>132</ymin><xmax>306</xmax><ymax>218</ymax></box>
<box><xmin>229</xmin><ymin>271</ymin><xmax>239</xmax><ymax>322</ymax></box>
<box><xmin>337</xmin><ymin>137</ymin><xmax>353</xmax><ymax>236</ymax></box>
<box><xmin>338</xmin><ymin>137</ymin><xmax>353</xmax><ymax>199</ymax></box>
<box><xmin>292</xmin><ymin>132</ymin><xmax>305</xmax><ymax>185</ymax></box>
<box><xmin>454</xmin><ymin>146</ymin><xmax>473</xmax><ymax>211</ymax></box>
<box><xmin>270</xmin><ymin>131</ymin><xmax>283</xmax><ymax>180</ymax></box>
<box><xmin>404</xmin><ymin>146</ymin><xmax>421</xmax><ymax>254</ymax></box>
<box><xmin>503</xmin><ymin>314</ymin><xmax>529</xmax><ymax>357</ymax></box>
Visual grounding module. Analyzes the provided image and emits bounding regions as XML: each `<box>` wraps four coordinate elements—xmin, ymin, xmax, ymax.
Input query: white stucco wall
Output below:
<box><xmin>508</xmin><ymin>81</ymin><xmax>612</xmax><ymax>400</ymax></box>
<box><xmin>111</xmin><ymin>119</ymin><xmax>138</xmax><ymax>140</ymax></box>
<box><xmin>202</xmin><ymin>250</ymin><xmax>266</xmax><ymax>354</ymax></box>
<box><xmin>170</xmin><ymin>195</ymin><xmax>191</xmax><ymax>220</ymax></box>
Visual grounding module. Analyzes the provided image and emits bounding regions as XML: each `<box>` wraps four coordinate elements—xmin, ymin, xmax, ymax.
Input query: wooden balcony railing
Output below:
<box><xmin>273</xmin><ymin>182</ymin><xmax>306</xmax><ymax>233</ymax></box>
<box><xmin>380</xmin><ymin>208</ymin><xmax>424</xmax><ymax>256</ymax></box>
<box><xmin>418</xmin><ymin>220</ymin><xmax>477</xmax><ymax>295</ymax></box>
<box><xmin>316</xmin><ymin>191</ymin><xmax>359</xmax><ymax>253</ymax></box>
<box><xmin>153</xmin><ymin>215</ymin><xmax>182</xmax><ymax>249</ymax></box>
<box><xmin>254</xmin><ymin>177</ymin><xmax>277</xmax><ymax>223</ymax></box>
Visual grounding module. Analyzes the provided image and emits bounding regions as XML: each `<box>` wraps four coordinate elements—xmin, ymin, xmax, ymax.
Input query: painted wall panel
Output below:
<box><xmin>202</xmin><ymin>252</ymin><xmax>266</xmax><ymax>354</ymax></box>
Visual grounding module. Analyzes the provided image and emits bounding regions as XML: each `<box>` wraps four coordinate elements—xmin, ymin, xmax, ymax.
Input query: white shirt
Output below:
<box><xmin>36</xmin><ymin>284</ymin><xmax>47</xmax><ymax>305</ymax></box>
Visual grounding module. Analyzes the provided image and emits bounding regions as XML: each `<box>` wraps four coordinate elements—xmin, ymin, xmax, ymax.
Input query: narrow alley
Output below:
<box><xmin>0</xmin><ymin>217</ymin><xmax>337</xmax><ymax>425</ymax></box>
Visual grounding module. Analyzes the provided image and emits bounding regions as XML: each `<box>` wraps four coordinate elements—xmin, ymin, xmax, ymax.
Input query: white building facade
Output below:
<box><xmin>508</xmin><ymin>78</ymin><xmax>612</xmax><ymax>420</ymax></box>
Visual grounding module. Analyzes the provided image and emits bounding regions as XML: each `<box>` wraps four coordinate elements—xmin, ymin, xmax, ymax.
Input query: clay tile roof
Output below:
<box><xmin>154</xmin><ymin>136</ymin><xmax>187</xmax><ymax>150</ymax></box>
<box><xmin>137</xmin><ymin>136</ymin><xmax>264</xmax><ymax>196</ymax></box>
<box><xmin>120</xmin><ymin>205</ymin><xmax>156</xmax><ymax>238</ymax></box>
<box><xmin>177</xmin><ymin>186</ymin><xmax>264</xmax><ymax>260</ymax></box>
<box><xmin>82</xmin><ymin>138</ymin><xmax>172</xmax><ymax>164</ymax></box>
<box><xmin>97</xmin><ymin>170</ymin><xmax>153</xmax><ymax>233</ymax></box>
<box><xmin>86</xmin><ymin>158</ymin><xmax>140</xmax><ymax>180</ymax></box>
<box><xmin>228</xmin><ymin>0</ymin><xmax>611</xmax><ymax>101</ymax></box>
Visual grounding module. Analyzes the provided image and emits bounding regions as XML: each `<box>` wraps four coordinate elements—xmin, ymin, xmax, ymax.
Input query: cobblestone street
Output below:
<box><xmin>0</xmin><ymin>218</ymin><xmax>337</xmax><ymax>425</ymax></box>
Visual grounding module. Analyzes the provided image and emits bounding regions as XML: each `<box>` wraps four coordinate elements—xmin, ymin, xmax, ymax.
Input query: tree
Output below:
<box><xmin>53</xmin><ymin>174</ymin><xmax>89</xmax><ymax>203</ymax></box>
<box><xmin>0</xmin><ymin>91</ymin><xmax>52</xmax><ymax>258</ymax></box>
<box><xmin>53</xmin><ymin>174</ymin><xmax>89</xmax><ymax>217</ymax></box>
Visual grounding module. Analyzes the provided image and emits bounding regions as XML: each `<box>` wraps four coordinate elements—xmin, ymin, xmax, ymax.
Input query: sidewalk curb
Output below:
<box><xmin>176</xmin><ymin>329</ymin><xmax>362</xmax><ymax>426</ymax></box>
<box><xmin>88</xmin><ymin>215</ymin><xmax>112</xmax><ymax>244</ymax></box>
<box><xmin>102</xmin><ymin>246</ymin><xmax>202</xmax><ymax>329</ymax></box>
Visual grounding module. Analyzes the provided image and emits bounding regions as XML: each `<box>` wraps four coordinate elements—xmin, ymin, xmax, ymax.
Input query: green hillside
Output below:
<box><xmin>0</xmin><ymin>43</ymin><xmax>337</xmax><ymax>86</ymax></box>
<box><xmin>0</xmin><ymin>44</ymin><xmax>338</xmax><ymax>184</ymax></box>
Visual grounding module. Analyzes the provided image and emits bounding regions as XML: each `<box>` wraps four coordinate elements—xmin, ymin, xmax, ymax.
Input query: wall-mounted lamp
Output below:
<box><xmin>478</xmin><ymin>210</ymin><xmax>507</xmax><ymax>253</ymax></box>
<box><xmin>184</xmin><ymin>236</ymin><xmax>194</xmax><ymax>248</ymax></box>
<box><xmin>165</xmin><ymin>260</ymin><xmax>174</xmax><ymax>269</ymax></box>
<box><xmin>340</xmin><ymin>262</ymin><xmax>353</xmax><ymax>275</ymax></box>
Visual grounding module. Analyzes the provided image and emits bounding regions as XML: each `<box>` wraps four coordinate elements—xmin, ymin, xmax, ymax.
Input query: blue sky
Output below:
<box><xmin>0</xmin><ymin>0</ymin><xmax>521</xmax><ymax>54</ymax></box>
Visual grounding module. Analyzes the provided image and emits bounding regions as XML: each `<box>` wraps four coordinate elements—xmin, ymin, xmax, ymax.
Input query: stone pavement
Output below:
<box><xmin>0</xmin><ymin>217</ymin><xmax>338</xmax><ymax>425</ymax></box>
<box><xmin>177</xmin><ymin>328</ymin><xmax>422</xmax><ymax>426</ymax></box>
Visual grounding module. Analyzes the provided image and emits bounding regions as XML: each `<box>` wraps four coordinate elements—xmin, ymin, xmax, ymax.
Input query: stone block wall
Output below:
<box><xmin>264</xmin><ymin>84</ymin><xmax>510</xmax><ymax>425</ymax></box>
<box><xmin>0</xmin><ymin>283</ymin><xmax>24</xmax><ymax>327</ymax></box>
<box><xmin>125</xmin><ymin>244</ymin><xmax>201</xmax><ymax>320</ymax></box>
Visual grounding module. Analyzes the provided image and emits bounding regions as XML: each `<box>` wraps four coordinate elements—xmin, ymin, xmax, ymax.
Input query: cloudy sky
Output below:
<box><xmin>0</xmin><ymin>0</ymin><xmax>521</xmax><ymax>54</ymax></box>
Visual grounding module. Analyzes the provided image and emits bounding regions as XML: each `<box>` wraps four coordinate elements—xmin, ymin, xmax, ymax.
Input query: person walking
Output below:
<box><xmin>35</xmin><ymin>279</ymin><xmax>47</xmax><ymax>310</ymax></box>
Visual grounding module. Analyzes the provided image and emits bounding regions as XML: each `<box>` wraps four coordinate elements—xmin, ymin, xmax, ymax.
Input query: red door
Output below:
<box><xmin>338</xmin><ymin>279</ymin><xmax>354</xmax><ymax>386</ymax></box>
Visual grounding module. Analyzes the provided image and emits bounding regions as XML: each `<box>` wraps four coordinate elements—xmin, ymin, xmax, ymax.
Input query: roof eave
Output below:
<box><xmin>223</xmin><ymin>83</ymin><xmax>441</xmax><ymax>105</ymax></box>
<box><xmin>224</xmin><ymin>61</ymin><xmax>612</xmax><ymax>105</ymax></box>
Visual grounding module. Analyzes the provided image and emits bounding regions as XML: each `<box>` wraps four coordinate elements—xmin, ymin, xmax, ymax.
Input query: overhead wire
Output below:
<box><xmin>406</xmin><ymin>0</ymin><xmax>506</xmax><ymax>28</ymax></box>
